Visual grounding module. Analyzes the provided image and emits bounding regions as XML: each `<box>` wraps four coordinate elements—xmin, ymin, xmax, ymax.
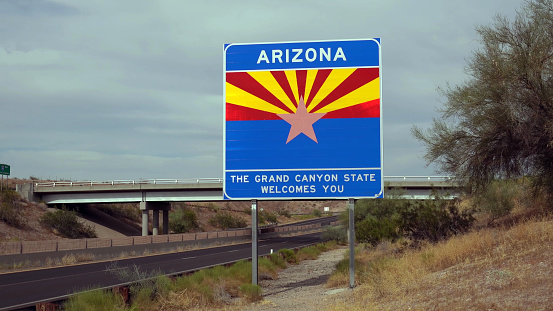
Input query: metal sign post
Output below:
<box><xmin>251</xmin><ymin>199</ymin><xmax>258</xmax><ymax>285</ymax></box>
<box><xmin>349</xmin><ymin>198</ymin><xmax>355</xmax><ymax>288</ymax></box>
<box><xmin>0</xmin><ymin>164</ymin><xmax>9</xmax><ymax>191</ymax></box>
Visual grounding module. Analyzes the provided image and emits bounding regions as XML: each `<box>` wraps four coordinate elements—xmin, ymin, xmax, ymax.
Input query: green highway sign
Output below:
<box><xmin>0</xmin><ymin>164</ymin><xmax>10</xmax><ymax>176</ymax></box>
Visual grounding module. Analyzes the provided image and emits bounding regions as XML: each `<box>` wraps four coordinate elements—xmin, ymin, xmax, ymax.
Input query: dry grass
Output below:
<box><xmin>61</xmin><ymin>252</ymin><xmax>96</xmax><ymax>265</ymax></box>
<box><xmin>42</xmin><ymin>252</ymin><xmax>97</xmax><ymax>267</ymax></box>
<box><xmin>327</xmin><ymin>213</ymin><xmax>553</xmax><ymax>310</ymax></box>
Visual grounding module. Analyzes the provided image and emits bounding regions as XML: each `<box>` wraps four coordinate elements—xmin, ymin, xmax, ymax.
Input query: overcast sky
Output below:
<box><xmin>0</xmin><ymin>0</ymin><xmax>522</xmax><ymax>181</ymax></box>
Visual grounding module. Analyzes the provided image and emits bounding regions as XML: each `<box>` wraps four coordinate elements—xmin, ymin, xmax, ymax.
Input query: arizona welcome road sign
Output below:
<box><xmin>223</xmin><ymin>39</ymin><xmax>382</xmax><ymax>200</ymax></box>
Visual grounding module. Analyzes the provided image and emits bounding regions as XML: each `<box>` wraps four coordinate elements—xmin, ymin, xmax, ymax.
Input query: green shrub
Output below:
<box><xmin>268</xmin><ymin>252</ymin><xmax>286</xmax><ymax>268</ymax></box>
<box><xmin>106</xmin><ymin>262</ymin><xmax>168</xmax><ymax>304</ymax></box>
<box><xmin>472</xmin><ymin>179</ymin><xmax>520</xmax><ymax>223</ymax></box>
<box><xmin>278</xmin><ymin>248</ymin><xmax>297</xmax><ymax>264</ymax></box>
<box><xmin>356</xmin><ymin>216</ymin><xmax>399</xmax><ymax>246</ymax></box>
<box><xmin>297</xmin><ymin>245</ymin><xmax>320</xmax><ymax>260</ymax></box>
<box><xmin>399</xmin><ymin>198</ymin><xmax>474</xmax><ymax>243</ymax></box>
<box><xmin>0</xmin><ymin>190</ymin><xmax>25</xmax><ymax>228</ymax></box>
<box><xmin>154</xmin><ymin>274</ymin><xmax>173</xmax><ymax>297</ymax></box>
<box><xmin>130</xmin><ymin>287</ymin><xmax>155</xmax><ymax>309</ymax></box>
<box><xmin>277</xmin><ymin>208</ymin><xmax>291</xmax><ymax>218</ymax></box>
<box><xmin>169</xmin><ymin>208</ymin><xmax>199</xmax><ymax>233</ymax></box>
<box><xmin>64</xmin><ymin>288</ymin><xmax>125</xmax><ymax>311</ymax></box>
<box><xmin>321</xmin><ymin>225</ymin><xmax>347</xmax><ymax>243</ymax></box>
<box><xmin>40</xmin><ymin>207</ymin><xmax>97</xmax><ymax>239</ymax></box>
<box><xmin>312</xmin><ymin>209</ymin><xmax>323</xmax><ymax>217</ymax></box>
<box><xmin>225</xmin><ymin>259</ymin><xmax>251</xmax><ymax>284</ymax></box>
<box><xmin>258</xmin><ymin>213</ymin><xmax>266</xmax><ymax>224</ymax></box>
<box><xmin>209</xmin><ymin>212</ymin><xmax>247</xmax><ymax>229</ymax></box>
<box><xmin>258</xmin><ymin>257</ymin><xmax>278</xmax><ymax>276</ymax></box>
<box><xmin>349</xmin><ymin>191</ymin><xmax>474</xmax><ymax>245</ymax></box>
<box><xmin>261</xmin><ymin>211</ymin><xmax>277</xmax><ymax>223</ymax></box>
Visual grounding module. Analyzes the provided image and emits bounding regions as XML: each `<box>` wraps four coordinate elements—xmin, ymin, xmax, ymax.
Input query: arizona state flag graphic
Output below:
<box><xmin>224</xmin><ymin>39</ymin><xmax>383</xmax><ymax>199</ymax></box>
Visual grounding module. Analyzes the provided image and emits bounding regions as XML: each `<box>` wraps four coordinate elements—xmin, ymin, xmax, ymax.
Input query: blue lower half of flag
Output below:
<box><xmin>225</xmin><ymin>117</ymin><xmax>381</xmax><ymax>171</ymax></box>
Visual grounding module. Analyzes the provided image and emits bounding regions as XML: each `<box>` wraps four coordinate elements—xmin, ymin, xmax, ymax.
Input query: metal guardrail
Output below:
<box><xmin>35</xmin><ymin>178</ymin><xmax>224</xmax><ymax>188</ymax></box>
<box><xmin>34</xmin><ymin>176</ymin><xmax>453</xmax><ymax>188</ymax></box>
<box><xmin>384</xmin><ymin>176</ymin><xmax>453</xmax><ymax>181</ymax></box>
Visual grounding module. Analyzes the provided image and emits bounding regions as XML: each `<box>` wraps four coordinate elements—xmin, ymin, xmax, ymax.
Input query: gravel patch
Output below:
<box><xmin>245</xmin><ymin>247</ymin><xmax>349</xmax><ymax>311</ymax></box>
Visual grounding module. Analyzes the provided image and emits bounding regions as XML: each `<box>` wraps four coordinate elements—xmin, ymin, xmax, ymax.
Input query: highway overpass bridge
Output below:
<box><xmin>17</xmin><ymin>176</ymin><xmax>460</xmax><ymax>205</ymax></box>
<box><xmin>16</xmin><ymin>176</ymin><xmax>460</xmax><ymax>237</ymax></box>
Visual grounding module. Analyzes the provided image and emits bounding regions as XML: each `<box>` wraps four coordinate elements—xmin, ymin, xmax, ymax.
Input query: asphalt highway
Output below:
<box><xmin>0</xmin><ymin>233</ymin><xmax>323</xmax><ymax>310</ymax></box>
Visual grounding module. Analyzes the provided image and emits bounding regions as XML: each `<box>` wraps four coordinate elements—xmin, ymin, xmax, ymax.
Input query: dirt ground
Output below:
<box><xmin>0</xmin><ymin>201</ymin><xmax>61</xmax><ymax>242</ymax></box>
<box><xmin>244</xmin><ymin>247</ymin><xmax>350</xmax><ymax>311</ymax></box>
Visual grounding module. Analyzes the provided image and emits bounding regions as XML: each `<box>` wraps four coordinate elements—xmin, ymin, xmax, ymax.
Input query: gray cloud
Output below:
<box><xmin>0</xmin><ymin>0</ymin><xmax>522</xmax><ymax>181</ymax></box>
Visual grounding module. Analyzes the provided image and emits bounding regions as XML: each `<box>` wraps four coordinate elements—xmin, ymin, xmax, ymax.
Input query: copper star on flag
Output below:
<box><xmin>277</xmin><ymin>96</ymin><xmax>326</xmax><ymax>143</ymax></box>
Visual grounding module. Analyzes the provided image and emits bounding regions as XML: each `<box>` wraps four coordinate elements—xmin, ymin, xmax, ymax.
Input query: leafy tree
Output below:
<box><xmin>413</xmin><ymin>0</ymin><xmax>553</xmax><ymax>196</ymax></box>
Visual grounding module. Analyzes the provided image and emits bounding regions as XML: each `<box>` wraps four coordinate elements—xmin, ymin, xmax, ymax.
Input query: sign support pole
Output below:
<box><xmin>251</xmin><ymin>199</ymin><xmax>258</xmax><ymax>285</ymax></box>
<box><xmin>348</xmin><ymin>198</ymin><xmax>355</xmax><ymax>288</ymax></box>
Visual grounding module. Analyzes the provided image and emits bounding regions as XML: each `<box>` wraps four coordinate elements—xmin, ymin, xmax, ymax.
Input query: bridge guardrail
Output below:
<box><xmin>384</xmin><ymin>176</ymin><xmax>453</xmax><ymax>181</ymax></box>
<box><xmin>35</xmin><ymin>178</ymin><xmax>224</xmax><ymax>188</ymax></box>
<box><xmin>34</xmin><ymin>176</ymin><xmax>453</xmax><ymax>188</ymax></box>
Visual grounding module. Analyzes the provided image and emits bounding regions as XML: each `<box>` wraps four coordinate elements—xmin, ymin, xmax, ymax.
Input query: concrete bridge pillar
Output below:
<box><xmin>141</xmin><ymin>209</ymin><xmax>149</xmax><ymax>237</ymax></box>
<box><xmin>163</xmin><ymin>210</ymin><xmax>169</xmax><ymax>235</ymax></box>
<box><xmin>152</xmin><ymin>210</ymin><xmax>159</xmax><ymax>236</ymax></box>
<box><xmin>140</xmin><ymin>201</ymin><xmax>171</xmax><ymax>236</ymax></box>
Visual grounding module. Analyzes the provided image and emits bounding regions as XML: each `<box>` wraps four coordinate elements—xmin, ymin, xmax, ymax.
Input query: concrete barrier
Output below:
<box><xmin>183</xmin><ymin>233</ymin><xmax>195</xmax><ymax>241</ymax></box>
<box><xmin>133</xmin><ymin>236</ymin><xmax>152</xmax><ymax>245</ymax></box>
<box><xmin>153</xmin><ymin>235</ymin><xmax>168</xmax><ymax>243</ymax></box>
<box><xmin>112</xmin><ymin>237</ymin><xmax>133</xmax><ymax>247</ymax></box>
<box><xmin>58</xmin><ymin>239</ymin><xmax>86</xmax><ymax>251</ymax></box>
<box><xmin>0</xmin><ymin>223</ymin><xmax>323</xmax><ymax>255</ymax></box>
<box><xmin>236</xmin><ymin>230</ymin><xmax>246</xmax><ymax>236</ymax></box>
<box><xmin>22</xmin><ymin>241</ymin><xmax>57</xmax><ymax>253</ymax></box>
<box><xmin>0</xmin><ymin>242</ymin><xmax>22</xmax><ymax>255</ymax></box>
<box><xmin>169</xmin><ymin>234</ymin><xmax>183</xmax><ymax>242</ymax></box>
<box><xmin>86</xmin><ymin>238</ymin><xmax>112</xmax><ymax>249</ymax></box>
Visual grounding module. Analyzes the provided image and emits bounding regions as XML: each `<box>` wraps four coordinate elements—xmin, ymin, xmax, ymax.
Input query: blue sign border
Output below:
<box><xmin>223</xmin><ymin>39</ymin><xmax>382</xmax><ymax>200</ymax></box>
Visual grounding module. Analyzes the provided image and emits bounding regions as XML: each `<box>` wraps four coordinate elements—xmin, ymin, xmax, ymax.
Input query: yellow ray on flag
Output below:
<box><xmin>285</xmin><ymin>70</ymin><xmax>299</xmax><ymax>107</ymax></box>
<box><xmin>307</xmin><ymin>68</ymin><xmax>357</xmax><ymax>112</ymax></box>
<box><xmin>248</xmin><ymin>71</ymin><xmax>296</xmax><ymax>112</ymax></box>
<box><xmin>304</xmin><ymin>69</ymin><xmax>317</xmax><ymax>108</ymax></box>
<box><xmin>226</xmin><ymin>82</ymin><xmax>289</xmax><ymax>114</ymax></box>
<box><xmin>314</xmin><ymin>78</ymin><xmax>380</xmax><ymax>113</ymax></box>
